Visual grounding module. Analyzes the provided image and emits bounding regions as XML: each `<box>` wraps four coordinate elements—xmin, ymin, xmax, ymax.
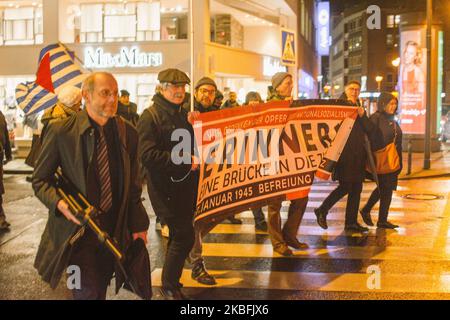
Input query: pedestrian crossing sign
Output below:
<box><xmin>281</xmin><ymin>29</ymin><xmax>296</xmax><ymax>66</ymax></box>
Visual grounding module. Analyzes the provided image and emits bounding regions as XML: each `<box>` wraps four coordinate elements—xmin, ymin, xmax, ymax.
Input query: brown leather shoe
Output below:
<box><xmin>273</xmin><ymin>243</ymin><xmax>293</xmax><ymax>256</ymax></box>
<box><xmin>283</xmin><ymin>232</ymin><xmax>309</xmax><ymax>250</ymax></box>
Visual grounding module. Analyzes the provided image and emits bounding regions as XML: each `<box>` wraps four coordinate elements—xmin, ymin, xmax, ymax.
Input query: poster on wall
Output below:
<box><xmin>399</xmin><ymin>28</ymin><xmax>427</xmax><ymax>134</ymax></box>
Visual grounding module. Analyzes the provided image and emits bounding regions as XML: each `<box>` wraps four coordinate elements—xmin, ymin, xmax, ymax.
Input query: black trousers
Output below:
<box><xmin>319</xmin><ymin>181</ymin><xmax>363</xmax><ymax>225</ymax></box>
<box><xmin>162</xmin><ymin>215</ymin><xmax>195</xmax><ymax>291</ymax></box>
<box><xmin>68</xmin><ymin>230</ymin><xmax>115</xmax><ymax>300</ymax></box>
<box><xmin>251</xmin><ymin>207</ymin><xmax>265</xmax><ymax>225</ymax></box>
<box><xmin>362</xmin><ymin>187</ymin><xmax>393</xmax><ymax>223</ymax></box>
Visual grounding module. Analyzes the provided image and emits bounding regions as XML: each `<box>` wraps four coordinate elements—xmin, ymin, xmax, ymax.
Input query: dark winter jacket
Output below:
<box><xmin>333</xmin><ymin>93</ymin><xmax>376</xmax><ymax>182</ymax></box>
<box><xmin>117</xmin><ymin>101</ymin><xmax>139</xmax><ymax>127</ymax></box>
<box><xmin>32</xmin><ymin>110</ymin><xmax>149</xmax><ymax>290</ymax></box>
<box><xmin>138</xmin><ymin>93</ymin><xmax>197</xmax><ymax>220</ymax></box>
<box><xmin>369</xmin><ymin>111</ymin><xmax>403</xmax><ymax>190</ymax></box>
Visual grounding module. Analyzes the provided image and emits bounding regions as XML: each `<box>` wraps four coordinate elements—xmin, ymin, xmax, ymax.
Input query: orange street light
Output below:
<box><xmin>375</xmin><ymin>76</ymin><xmax>383</xmax><ymax>91</ymax></box>
<box><xmin>392</xmin><ymin>57</ymin><xmax>400</xmax><ymax>67</ymax></box>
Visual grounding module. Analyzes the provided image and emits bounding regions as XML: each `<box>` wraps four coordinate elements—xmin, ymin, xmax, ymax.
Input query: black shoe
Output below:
<box><xmin>345</xmin><ymin>223</ymin><xmax>369</xmax><ymax>232</ymax></box>
<box><xmin>377</xmin><ymin>221</ymin><xmax>399</xmax><ymax>229</ymax></box>
<box><xmin>0</xmin><ymin>220</ymin><xmax>10</xmax><ymax>230</ymax></box>
<box><xmin>359</xmin><ymin>210</ymin><xmax>374</xmax><ymax>226</ymax></box>
<box><xmin>25</xmin><ymin>176</ymin><xmax>32</xmax><ymax>183</ymax></box>
<box><xmin>314</xmin><ymin>208</ymin><xmax>328</xmax><ymax>229</ymax></box>
<box><xmin>191</xmin><ymin>262</ymin><xmax>217</xmax><ymax>285</ymax></box>
<box><xmin>226</xmin><ymin>216</ymin><xmax>242</xmax><ymax>224</ymax></box>
<box><xmin>160</xmin><ymin>288</ymin><xmax>190</xmax><ymax>300</ymax></box>
<box><xmin>255</xmin><ymin>221</ymin><xmax>268</xmax><ymax>232</ymax></box>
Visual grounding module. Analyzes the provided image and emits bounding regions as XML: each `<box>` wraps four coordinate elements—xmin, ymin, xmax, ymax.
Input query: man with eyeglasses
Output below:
<box><xmin>138</xmin><ymin>68</ymin><xmax>198</xmax><ymax>300</ymax></box>
<box><xmin>314</xmin><ymin>80</ymin><xmax>376</xmax><ymax>233</ymax></box>
<box><xmin>187</xmin><ymin>77</ymin><xmax>245</xmax><ymax>286</ymax></box>
<box><xmin>32</xmin><ymin>72</ymin><xmax>149</xmax><ymax>299</ymax></box>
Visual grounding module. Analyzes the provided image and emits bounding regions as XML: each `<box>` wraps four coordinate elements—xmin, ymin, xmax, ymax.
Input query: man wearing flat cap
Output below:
<box><xmin>138</xmin><ymin>68</ymin><xmax>197</xmax><ymax>300</ymax></box>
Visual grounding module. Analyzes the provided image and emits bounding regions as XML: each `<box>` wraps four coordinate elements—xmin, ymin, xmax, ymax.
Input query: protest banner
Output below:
<box><xmin>192</xmin><ymin>100</ymin><xmax>358</xmax><ymax>228</ymax></box>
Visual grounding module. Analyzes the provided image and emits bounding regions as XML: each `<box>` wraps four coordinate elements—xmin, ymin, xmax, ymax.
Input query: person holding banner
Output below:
<box><xmin>265</xmin><ymin>72</ymin><xmax>309</xmax><ymax>256</ymax></box>
<box><xmin>187</xmin><ymin>77</ymin><xmax>225</xmax><ymax>286</ymax></box>
<box><xmin>360</xmin><ymin>92</ymin><xmax>402</xmax><ymax>229</ymax></box>
<box><xmin>242</xmin><ymin>91</ymin><xmax>268</xmax><ymax>231</ymax></box>
<box><xmin>138</xmin><ymin>68</ymin><xmax>197</xmax><ymax>300</ymax></box>
<box><xmin>314</xmin><ymin>80</ymin><xmax>375</xmax><ymax>233</ymax></box>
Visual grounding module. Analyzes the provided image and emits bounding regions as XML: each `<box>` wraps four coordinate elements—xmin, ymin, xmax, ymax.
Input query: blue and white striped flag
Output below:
<box><xmin>15</xmin><ymin>43</ymin><xmax>86</xmax><ymax>115</ymax></box>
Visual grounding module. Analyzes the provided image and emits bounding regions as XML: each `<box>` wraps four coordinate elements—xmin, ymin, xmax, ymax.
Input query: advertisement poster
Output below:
<box><xmin>399</xmin><ymin>28</ymin><xmax>427</xmax><ymax>134</ymax></box>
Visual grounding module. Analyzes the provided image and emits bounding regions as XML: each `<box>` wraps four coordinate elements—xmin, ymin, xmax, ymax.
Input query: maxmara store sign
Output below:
<box><xmin>84</xmin><ymin>47</ymin><xmax>163</xmax><ymax>69</ymax></box>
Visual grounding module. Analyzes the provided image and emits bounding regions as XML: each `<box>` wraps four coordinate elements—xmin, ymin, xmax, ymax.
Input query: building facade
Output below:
<box><xmin>0</xmin><ymin>0</ymin><xmax>301</xmax><ymax>144</ymax></box>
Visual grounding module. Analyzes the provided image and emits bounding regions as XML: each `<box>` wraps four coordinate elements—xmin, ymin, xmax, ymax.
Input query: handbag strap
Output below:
<box><xmin>390</xmin><ymin>120</ymin><xmax>397</xmax><ymax>143</ymax></box>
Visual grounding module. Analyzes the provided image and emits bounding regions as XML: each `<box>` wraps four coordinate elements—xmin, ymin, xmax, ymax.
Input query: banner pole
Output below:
<box><xmin>189</xmin><ymin>0</ymin><xmax>194</xmax><ymax>112</ymax></box>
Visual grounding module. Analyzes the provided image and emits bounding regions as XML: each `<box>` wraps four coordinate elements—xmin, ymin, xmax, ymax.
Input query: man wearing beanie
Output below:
<box><xmin>138</xmin><ymin>68</ymin><xmax>197</xmax><ymax>300</ymax></box>
<box><xmin>268</xmin><ymin>72</ymin><xmax>294</xmax><ymax>102</ymax></box>
<box><xmin>264</xmin><ymin>72</ymin><xmax>309</xmax><ymax>256</ymax></box>
<box><xmin>192</xmin><ymin>77</ymin><xmax>220</xmax><ymax>113</ymax></box>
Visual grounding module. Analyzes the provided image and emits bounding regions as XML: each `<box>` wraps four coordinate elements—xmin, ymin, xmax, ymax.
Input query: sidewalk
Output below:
<box><xmin>399</xmin><ymin>143</ymin><xmax>450</xmax><ymax>179</ymax></box>
<box><xmin>4</xmin><ymin>144</ymin><xmax>449</xmax><ymax>178</ymax></box>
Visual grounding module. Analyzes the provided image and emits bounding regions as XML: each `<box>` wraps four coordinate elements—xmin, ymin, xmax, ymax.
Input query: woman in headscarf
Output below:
<box><xmin>360</xmin><ymin>92</ymin><xmax>402</xmax><ymax>229</ymax></box>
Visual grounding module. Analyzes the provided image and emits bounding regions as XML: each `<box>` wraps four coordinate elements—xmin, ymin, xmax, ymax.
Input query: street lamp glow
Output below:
<box><xmin>375</xmin><ymin>76</ymin><xmax>383</xmax><ymax>92</ymax></box>
<box><xmin>392</xmin><ymin>58</ymin><xmax>400</xmax><ymax>67</ymax></box>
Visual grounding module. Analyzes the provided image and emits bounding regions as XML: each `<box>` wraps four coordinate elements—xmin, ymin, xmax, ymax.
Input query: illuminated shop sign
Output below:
<box><xmin>316</xmin><ymin>2</ymin><xmax>330</xmax><ymax>56</ymax></box>
<box><xmin>263</xmin><ymin>56</ymin><xmax>287</xmax><ymax>77</ymax></box>
<box><xmin>84</xmin><ymin>47</ymin><xmax>163</xmax><ymax>69</ymax></box>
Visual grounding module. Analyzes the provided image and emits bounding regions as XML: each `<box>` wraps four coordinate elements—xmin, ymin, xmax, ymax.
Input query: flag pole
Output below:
<box><xmin>189</xmin><ymin>0</ymin><xmax>194</xmax><ymax>112</ymax></box>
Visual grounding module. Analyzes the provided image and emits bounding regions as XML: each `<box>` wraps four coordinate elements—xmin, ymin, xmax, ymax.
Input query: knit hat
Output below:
<box><xmin>58</xmin><ymin>85</ymin><xmax>82</xmax><ymax>108</ymax></box>
<box><xmin>195</xmin><ymin>77</ymin><xmax>217</xmax><ymax>90</ymax></box>
<box><xmin>245</xmin><ymin>91</ymin><xmax>263</xmax><ymax>105</ymax></box>
<box><xmin>271</xmin><ymin>72</ymin><xmax>292</xmax><ymax>90</ymax></box>
<box><xmin>377</xmin><ymin>92</ymin><xmax>397</xmax><ymax>113</ymax></box>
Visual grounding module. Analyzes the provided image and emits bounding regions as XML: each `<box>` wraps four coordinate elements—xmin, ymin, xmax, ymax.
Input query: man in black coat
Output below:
<box><xmin>138</xmin><ymin>68</ymin><xmax>197</xmax><ymax>300</ymax></box>
<box><xmin>314</xmin><ymin>81</ymin><xmax>376</xmax><ymax>232</ymax></box>
<box><xmin>32</xmin><ymin>72</ymin><xmax>149</xmax><ymax>299</ymax></box>
<box><xmin>117</xmin><ymin>90</ymin><xmax>139</xmax><ymax>127</ymax></box>
<box><xmin>0</xmin><ymin>110</ymin><xmax>12</xmax><ymax>230</ymax></box>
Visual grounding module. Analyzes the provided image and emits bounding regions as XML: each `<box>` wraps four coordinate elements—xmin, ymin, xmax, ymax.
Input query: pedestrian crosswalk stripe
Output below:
<box><xmin>150</xmin><ymin>268</ymin><xmax>450</xmax><ymax>293</ymax></box>
<box><xmin>236</xmin><ymin>211</ymin><xmax>405</xmax><ymax>219</ymax></box>
<box><xmin>197</xmin><ymin>242</ymin><xmax>449</xmax><ymax>261</ymax></box>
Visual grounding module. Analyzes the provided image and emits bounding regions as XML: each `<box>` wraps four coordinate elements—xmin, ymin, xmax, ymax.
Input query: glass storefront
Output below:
<box><xmin>114</xmin><ymin>73</ymin><xmax>159</xmax><ymax>114</ymax></box>
<box><xmin>60</xmin><ymin>0</ymin><xmax>188</xmax><ymax>44</ymax></box>
<box><xmin>0</xmin><ymin>1</ymin><xmax>43</xmax><ymax>46</ymax></box>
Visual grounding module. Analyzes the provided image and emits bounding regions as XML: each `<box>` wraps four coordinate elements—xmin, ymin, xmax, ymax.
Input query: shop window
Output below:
<box><xmin>0</xmin><ymin>4</ymin><xmax>43</xmax><ymax>45</ymax></box>
<box><xmin>387</xmin><ymin>15</ymin><xmax>394</xmax><ymax>28</ymax></box>
<box><xmin>386</xmin><ymin>34</ymin><xmax>393</xmax><ymax>46</ymax></box>
<box><xmin>70</xmin><ymin>0</ymin><xmax>187</xmax><ymax>44</ymax></box>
